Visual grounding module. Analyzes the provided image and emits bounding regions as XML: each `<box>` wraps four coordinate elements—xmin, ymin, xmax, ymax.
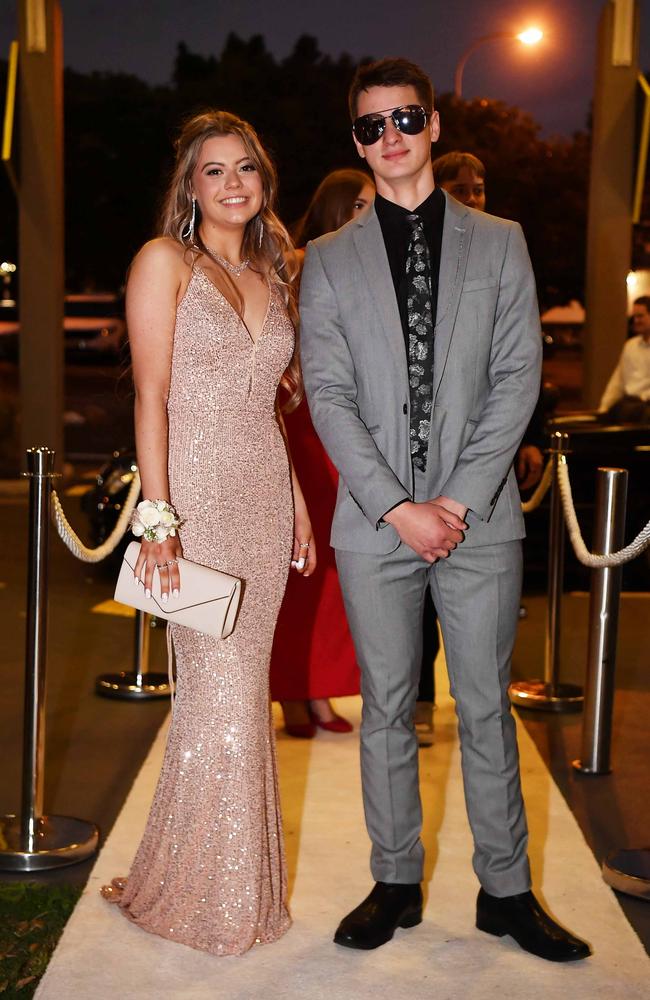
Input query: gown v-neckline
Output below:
<box><xmin>193</xmin><ymin>265</ymin><xmax>272</xmax><ymax>347</ymax></box>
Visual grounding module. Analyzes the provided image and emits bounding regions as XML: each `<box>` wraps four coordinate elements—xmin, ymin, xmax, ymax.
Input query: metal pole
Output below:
<box><xmin>545</xmin><ymin>432</ymin><xmax>567</xmax><ymax>694</ymax></box>
<box><xmin>509</xmin><ymin>431</ymin><xmax>584</xmax><ymax>712</ymax></box>
<box><xmin>133</xmin><ymin>608</ymin><xmax>149</xmax><ymax>688</ymax></box>
<box><xmin>453</xmin><ymin>32</ymin><xmax>510</xmax><ymax>98</ymax></box>
<box><xmin>573</xmin><ymin>467</ymin><xmax>628</xmax><ymax>774</ymax></box>
<box><xmin>95</xmin><ymin>610</ymin><xmax>170</xmax><ymax>700</ymax></box>
<box><xmin>20</xmin><ymin>446</ymin><xmax>53</xmax><ymax>848</ymax></box>
<box><xmin>0</xmin><ymin>447</ymin><xmax>99</xmax><ymax>871</ymax></box>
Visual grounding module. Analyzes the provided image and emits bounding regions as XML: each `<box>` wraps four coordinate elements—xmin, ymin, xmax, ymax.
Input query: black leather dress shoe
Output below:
<box><xmin>476</xmin><ymin>888</ymin><xmax>591</xmax><ymax>962</ymax></box>
<box><xmin>334</xmin><ymin>882</ymin><xmax>423</xmax><ymax>950</ymax></box>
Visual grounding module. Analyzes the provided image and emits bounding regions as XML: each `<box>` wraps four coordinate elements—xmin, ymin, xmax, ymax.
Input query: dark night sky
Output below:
<box><xmin>3</xmin><ymin>0</ymin><xmax>650</xmax><ymax>136</ymax></box>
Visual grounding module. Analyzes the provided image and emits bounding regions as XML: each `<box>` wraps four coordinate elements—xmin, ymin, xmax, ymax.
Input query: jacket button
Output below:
<box><xmin>403</xmin><ymin>403</ymin><xmax>408</xmax><ymax>414</ymax></box>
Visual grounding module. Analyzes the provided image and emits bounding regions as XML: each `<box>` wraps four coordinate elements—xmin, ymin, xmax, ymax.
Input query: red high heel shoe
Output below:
<box><xmin>308</xmin><ymin>707</ymin><xmax>353</xmax><ymax>734</ymax></box>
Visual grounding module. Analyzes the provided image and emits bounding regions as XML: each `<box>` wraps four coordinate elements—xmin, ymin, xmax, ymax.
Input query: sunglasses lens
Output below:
<box><xmin>353</xmin><ymin>116</ymin><xmax>384</xmax><ymax>146</ymax></box>
<box><xmin>393</xmin><ymin>106</ymin><xmax>428</xmax><ymax>135</ymax></box>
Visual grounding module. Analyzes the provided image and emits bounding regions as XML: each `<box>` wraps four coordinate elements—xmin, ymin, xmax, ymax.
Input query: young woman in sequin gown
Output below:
<box><xmin>101</xmin><ymin>111</ymin><xmax>315</xmax><ymax>957</ymax></box>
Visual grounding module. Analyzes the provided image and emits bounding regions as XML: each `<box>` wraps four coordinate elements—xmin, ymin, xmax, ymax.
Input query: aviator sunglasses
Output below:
<box><xmin>352</xmin><ymin>104</ymin><xmax>429</xmax><ymax>146</ymax></box>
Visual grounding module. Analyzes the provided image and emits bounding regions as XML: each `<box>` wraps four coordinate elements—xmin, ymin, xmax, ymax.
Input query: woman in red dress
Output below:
<box><xmin>270</xmin><ymin>169</ymin><xmax>375</xmax><ymax>737</ymax></box>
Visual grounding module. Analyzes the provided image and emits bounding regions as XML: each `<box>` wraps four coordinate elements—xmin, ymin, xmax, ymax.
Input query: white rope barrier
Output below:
<box><xmin>51</xmin><ymin>469</ymin><xmax>141</xmax><ymax>563</ymax></box>
<box><xmin>521</xmin><ymin>459</ymin><xmax>553</xmax><ymax>513</ymax></box>
<box><xmin>557</xmin><ymin>460</ymin><xmax>650</xmax><ymax>568</ymax></box>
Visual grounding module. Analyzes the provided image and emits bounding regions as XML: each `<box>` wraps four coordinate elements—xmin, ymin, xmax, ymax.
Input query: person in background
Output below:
<box><xmin>270</xmin><ymin>169</ymin><xmax>374</xmax><ymax>738</ymax></box>
<box><xmin>433</xmin><ymin>150</ymin><xmax>486</xmax><ymax>211</ymax></box>
<box><xmin>598</xmin><ymin>294</ymin><xmax>650</xmax><ymax>423</ymax></box>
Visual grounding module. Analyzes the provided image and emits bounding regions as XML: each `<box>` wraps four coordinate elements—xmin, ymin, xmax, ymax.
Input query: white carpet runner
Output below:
<box><xmin>36</xmin><ymin>662</ymin><xmax>649</xmax><ymax>999</ymax></box>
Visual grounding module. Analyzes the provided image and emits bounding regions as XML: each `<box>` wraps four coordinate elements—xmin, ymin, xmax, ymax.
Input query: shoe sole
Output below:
<box><xmin>334</xmin><ymin>909</ymin><xmax>423</xmax><ymax>950</ymax></box>
<box><xmin>476</xmin><ymin>915</ymin><xmax>591</xmax><ymax>963</ymax></box>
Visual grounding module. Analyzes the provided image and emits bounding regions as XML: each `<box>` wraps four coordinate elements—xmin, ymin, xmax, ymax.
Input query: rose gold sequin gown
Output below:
<box><xmin>112</xmin><ymin>266</ymin><xmax>295</xmax><ymax>956</ymax></box>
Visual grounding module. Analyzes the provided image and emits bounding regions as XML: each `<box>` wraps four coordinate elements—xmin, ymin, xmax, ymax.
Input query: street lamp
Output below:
<box><xmin>454</xmin><ymin>28</ymin><xmax>544</xmax><ymax>99</ymax></box>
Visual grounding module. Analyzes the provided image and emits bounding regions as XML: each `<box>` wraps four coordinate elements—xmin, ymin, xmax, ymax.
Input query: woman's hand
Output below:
<box><xmin>134</xmin><ymin>535</ymin><xmax>184</xmax><ymax>600</ymax></box>
<box><xmin>292</xmin><ymin>500</ymin><xmax>316</xmax><ymax>577</ymax></box>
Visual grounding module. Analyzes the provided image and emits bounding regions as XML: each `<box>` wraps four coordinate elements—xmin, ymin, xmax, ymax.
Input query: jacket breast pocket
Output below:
<box><xmin>462</xmin><ymin>276</ymin><xmax>498</xmax><ymax>292</ymax></box>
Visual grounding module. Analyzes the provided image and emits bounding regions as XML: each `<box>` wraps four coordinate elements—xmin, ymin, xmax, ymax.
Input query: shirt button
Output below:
<box><xmin>403</xmin><ymin>403</ymin><xmax>408</xmax><ymax>414</ymax></box>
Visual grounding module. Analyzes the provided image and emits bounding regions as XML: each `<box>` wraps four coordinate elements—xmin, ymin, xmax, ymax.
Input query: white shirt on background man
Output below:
<box><xmin>598</xmin><ymin>302</ymin><xmax>650</xmax><ymax>411</ymax></box>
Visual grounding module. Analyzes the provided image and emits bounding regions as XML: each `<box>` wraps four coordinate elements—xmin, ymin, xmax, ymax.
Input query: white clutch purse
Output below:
<box><xmin>114</xmin><ymin>541</ymin><xmax>242</xmax><ymax>639</ymax></box>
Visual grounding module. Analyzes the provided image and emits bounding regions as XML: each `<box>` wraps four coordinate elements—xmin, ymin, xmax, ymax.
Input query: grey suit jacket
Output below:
<box><xmin>299</xmin><ymin>191</ymin><xmax>542</xmax><ymax>554</ymax></box>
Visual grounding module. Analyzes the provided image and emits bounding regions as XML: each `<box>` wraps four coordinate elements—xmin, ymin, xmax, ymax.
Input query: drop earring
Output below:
<box><xmin>257</xmin><ymin>216</ymin><xmax>264</xmax><ymax>249</ymax></box>
<box><xmin>182</xmin><ymin>196</ymin><xmax>196</xmax><ymax>241</ymax></box>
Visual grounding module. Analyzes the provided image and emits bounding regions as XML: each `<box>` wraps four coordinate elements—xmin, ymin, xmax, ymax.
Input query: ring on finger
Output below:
<box><xmin>298</xmin><ymin>542</ymin><xmax>310</xmax><ymax>549</ymax></box>
<box><xmin>166</xmin><ymin>559</ymin><xmax>178</xmax><ymax>566</ymax></box>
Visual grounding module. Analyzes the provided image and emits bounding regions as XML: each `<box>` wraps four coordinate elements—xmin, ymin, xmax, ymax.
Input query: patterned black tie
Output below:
<box><xmin>405</xmin><ymin>213</ymin><xmax>434</xmax><ymax>473</ymax></box>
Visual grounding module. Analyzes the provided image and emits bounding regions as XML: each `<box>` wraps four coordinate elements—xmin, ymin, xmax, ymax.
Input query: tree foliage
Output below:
<box><xmin>0</xmin><ymin>36</ymin><xmax>590</xmax><ymax>306</ymax></box>
<box><xmin>434</xmin><ymin>95</ymin><xmax>590</xmax><ymax>308</ymax></box>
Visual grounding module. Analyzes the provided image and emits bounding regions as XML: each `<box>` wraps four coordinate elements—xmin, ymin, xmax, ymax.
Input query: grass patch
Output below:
<box><xmin>0</xmin><ymin>883</ymin><xmax>81</xmax><ymax>998</ymax></box>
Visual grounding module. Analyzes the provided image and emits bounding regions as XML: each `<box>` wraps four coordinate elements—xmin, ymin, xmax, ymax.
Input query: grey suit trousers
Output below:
<box><xmin>335</xmin><ymin>476</ymin><xmax>531</xmax><ymax>897</ymax></box>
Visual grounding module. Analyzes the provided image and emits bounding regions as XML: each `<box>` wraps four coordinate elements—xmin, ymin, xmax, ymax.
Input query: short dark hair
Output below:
<box><xmin>633</xmin><ymin>295</ymin><xmax>650</xmax><ymax>312</ymax></box>
<box><xmin>348</xmin><ymin>58</ymin><xmax>434</xmax><ymax>121</ymax></box>
<box><xmin>432</xmin><ymin>151</ymin><xmax>486</xmax><ymax>185</ymax></box>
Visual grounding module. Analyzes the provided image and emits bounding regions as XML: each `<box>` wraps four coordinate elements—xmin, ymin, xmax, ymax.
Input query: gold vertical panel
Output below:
<box><xmin>2</xmin><ymin>41</ymin><xmax>18</xmax><ymax>162</ymax></box>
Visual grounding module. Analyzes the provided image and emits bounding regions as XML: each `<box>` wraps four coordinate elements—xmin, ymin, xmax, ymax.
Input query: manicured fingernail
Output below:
<box><xmin>173</xmin><ymin>588</ymin><xmax>179</xmax><ymax>598</ymax></box>
<box><xmin>161</xmin><ymin>593</ymin><xmax>168</xmax><ymax>602</ymax></box>
<box><xmin>145</xmin><ymin>588</ymin><xmax>151</xmax><ymax>598</ymax></box>
<box><xmin>296</xmin><ymin>557</ymin><xmax>305</xmax><ymax>570</ymax></box>
<box><xmin>290</xmin><ymin>560</ymin><xmax>297</xmax><ymax>568</ymax></box>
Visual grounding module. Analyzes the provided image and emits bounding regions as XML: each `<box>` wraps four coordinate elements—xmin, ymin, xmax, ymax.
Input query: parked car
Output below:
<box><xmin>0</xmin><ymin>292</ymin><xmax>127</xmax><ymax>363</ymax></box>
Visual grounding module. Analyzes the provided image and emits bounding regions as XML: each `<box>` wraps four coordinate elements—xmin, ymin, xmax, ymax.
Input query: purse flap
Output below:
<box><xmin>122</xmin><ymin>541</ymin><xmax>240</xmax><ymax>616</ymax></box>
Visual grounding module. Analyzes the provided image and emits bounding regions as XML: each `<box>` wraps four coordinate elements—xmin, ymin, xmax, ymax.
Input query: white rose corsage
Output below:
<box><xmin>131</xmin><ymin>499</ymin><xmax>183</xmax><ymax>543</ymax></box>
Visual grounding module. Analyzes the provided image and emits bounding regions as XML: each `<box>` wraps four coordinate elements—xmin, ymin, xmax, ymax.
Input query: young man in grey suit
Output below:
<box><xmin>299</xmin><ymin>58</ymin><xmax>589</xmax><ymax>962</ymax></box>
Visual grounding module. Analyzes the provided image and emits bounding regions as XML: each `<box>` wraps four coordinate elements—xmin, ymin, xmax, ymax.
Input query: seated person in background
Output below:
<box><xmin>598</xmin><ymin>295</ymin><xmax>650</xmax><ymax>424</ymax></box>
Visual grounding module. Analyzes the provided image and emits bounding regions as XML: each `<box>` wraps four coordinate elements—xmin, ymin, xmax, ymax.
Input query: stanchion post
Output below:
<box><xmin>134</xmin><ymin>608</ymin><xmax>150</xmax><ymax>688</ymax></box>
<box><xmin>95</xmin><ymin>609</ymin><xmax>170</xmax><ymax>700</ymax></box>
<box><xmin>509</xmin><ymin>430</ymin><xmax>584</xmax><ymax>712</ymax></box>
<box><xmin>545</xmin><ymin>431</ymin><xmax>567</xmax><ymax>695</ymax></box>
<box><xmin>573</xmin><ymin>467</ymin><xmax>628</xmax><ymax>775</ymax></box>
<box><xmin>0</xmin><ymin>447</ymin><xmax>99</xmax><ymax>870</ymax></box>
<box><xmin>21</xmin><ymin>447</ymin><xmax>53</xmax><ymax>848</ymax></box>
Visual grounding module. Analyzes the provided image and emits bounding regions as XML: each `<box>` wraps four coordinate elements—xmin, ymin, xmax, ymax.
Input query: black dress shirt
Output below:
<box><xmin>374</xmin><ymin>185</ymin><xmax>446</xmax><ymax>353</ymax></box>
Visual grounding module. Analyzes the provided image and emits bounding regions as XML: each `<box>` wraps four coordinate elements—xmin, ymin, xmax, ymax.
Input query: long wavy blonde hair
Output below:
<box><xmin>159</xmin><ymin>110</ymin><xmax>302</xmax><ymax>411</ymax></box>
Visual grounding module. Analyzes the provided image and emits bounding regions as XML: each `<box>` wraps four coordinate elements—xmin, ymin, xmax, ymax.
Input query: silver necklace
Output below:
<box><xmin>203</xmin><ymin>245</ymin><xmax>250</xmax><ymax>277</ymax></box>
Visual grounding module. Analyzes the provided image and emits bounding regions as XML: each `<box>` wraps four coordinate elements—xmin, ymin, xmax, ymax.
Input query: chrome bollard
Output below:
<box><xmin>0</xmin><ymin>447</ymin><xmax>99</xmax><ymax>870</ymax></box>
<box><xmin>573</xmin><ymin>467</ymin><xmax>628</xmax><ymax>774</ymax></box>
<box><xmin>509</xmin><ymin>431</ymin><xmax>584</xmax><ymax>712</ymax></box>
<box><xmin>95</xmin><ymin>609</ymin><xmax>171</xmax><ymax>699</ymax></box>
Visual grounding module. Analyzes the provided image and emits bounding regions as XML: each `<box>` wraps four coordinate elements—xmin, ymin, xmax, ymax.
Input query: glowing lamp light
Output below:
<box><xmin>517</xmin><ymin>28</ymin><xmax>544</xmax><ymax>46</ymax></box>
<box><xmin>627</xmin><ymin>271</ymin><xmax>637</xmax><ymax>289</ymax></box>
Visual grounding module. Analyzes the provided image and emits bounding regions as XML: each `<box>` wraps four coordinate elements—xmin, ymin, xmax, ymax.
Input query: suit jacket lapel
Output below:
<box><xmin>433</xmin><ymin>192</ymin><xmax>473</xmax><ymax>403</ymax></box>
<box><xmin>351</xmin><ymin>197</ymin><xmax>473</xmax><ymax>409</ymax></box>
<box><xmin>352</xmin><ymin>208</ymin><xmax>409</xmax><ymax>384</ymax></box>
